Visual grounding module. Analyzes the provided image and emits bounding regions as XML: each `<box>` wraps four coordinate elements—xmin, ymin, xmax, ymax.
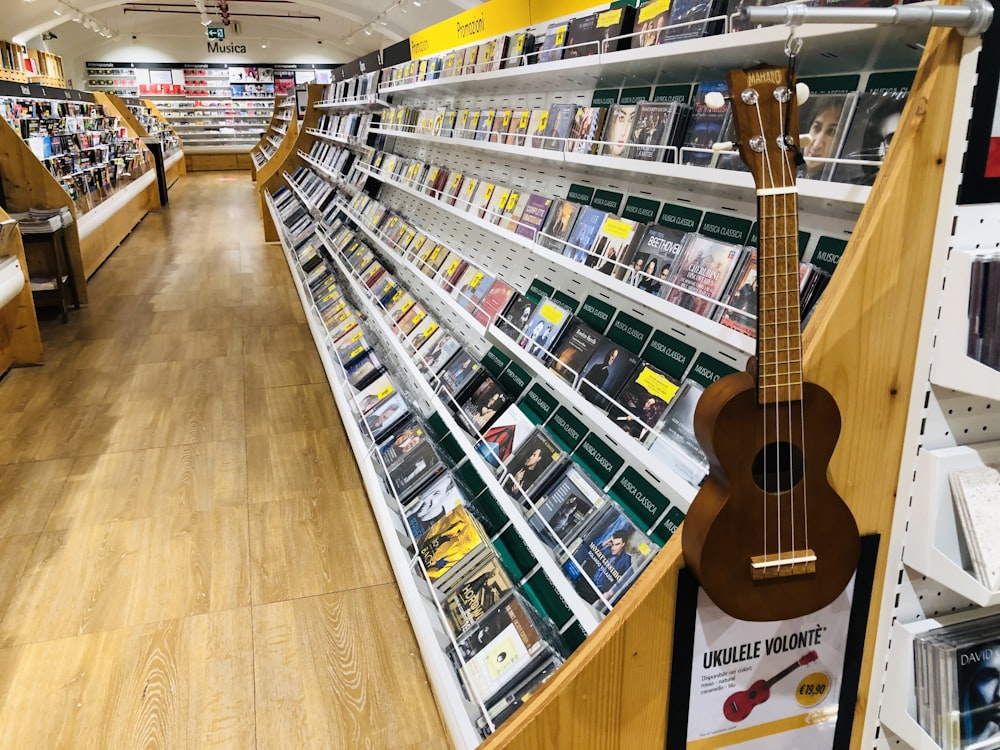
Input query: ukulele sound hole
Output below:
<box><xmin>751</xmin><ymin>442</ymin><xmax>804</xmax><ymax>493</ymax></box>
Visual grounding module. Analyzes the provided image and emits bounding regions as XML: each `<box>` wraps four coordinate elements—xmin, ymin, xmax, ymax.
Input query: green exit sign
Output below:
<box><xmin>207</xmin><ymin>27</ymin><xmax>225</xmax><ymax>39</ymax></box>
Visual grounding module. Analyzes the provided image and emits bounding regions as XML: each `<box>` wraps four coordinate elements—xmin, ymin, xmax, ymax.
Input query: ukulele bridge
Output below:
<box><xmin>750</xmin><ymin>550</ymin><xmax>817</xmax><ymax>579</ymax></box>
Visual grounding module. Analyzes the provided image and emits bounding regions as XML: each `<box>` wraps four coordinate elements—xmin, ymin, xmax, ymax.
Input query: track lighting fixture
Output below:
<box><xmin>57</xmin><ymin>1</ymin><xmax>119</xmax><ymax>38</ymax></box>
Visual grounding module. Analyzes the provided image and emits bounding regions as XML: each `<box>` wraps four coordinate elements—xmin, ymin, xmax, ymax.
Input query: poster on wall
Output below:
<box><xmin>958</xmin><ymin>0</ymin><xmax>1000</xmax><ymax>204</ymax></box>
<box><xmin>274</xmin><ymin>71</ymin><xmax>295</xmax><ymax>97</ymax></box>
<box><xmin>667</xmin><ymin>537</ymin><xmax>879</xmax><ymax>750</ymax></box>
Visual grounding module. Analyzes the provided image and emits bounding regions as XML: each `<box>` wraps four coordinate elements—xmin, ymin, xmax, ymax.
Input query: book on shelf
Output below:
<box><xmin>796</xmin><ymin>92</ymin><xmax>858</xmax><ymax>181</ymax></box>
<box><xmin>496</xmin><ymin>291</ymin><xmax>538</xmax><ymax>341</ymax></box>
<box><xmin>474</xmin><ymin>279</ymin><xmax>516</xmax><ymax>327</ymax></box>
<box><xmin>831</xmin><ymin>83</ymin><xmax>911</xmax><ymax>186</ymax></box>
<box><xmin>663</xmin><ymin>234</ymin><xmax>746</xmax><ymax>317</ymax></box>
<box><xmin>384</xmin><ymin>434</ymin><xmax>446</xmax><ymax>505</ymax></box>
<box><xmin>498</xmin><ymin>427</ymin><xmax>566</xmax><ymax>507</ymax></box>
<box><xmin>578</xmin><ymin>340</ymin><xmax>641</xmax><ymax>412</ymax></box>
<box><xmin>527</xmin><ymin>109</ymin><xmax>550</xmax><ymax>149</ymax></box>
<box><xmin>646</xmin><ymin>380</ymin><xmax>709</xmax><ymax>486</ymax></box>
<box><xmin>589</xmin><ymin>215</ymin><xmax>642</xmax><ymax>275</ymax></box>
<box><xmin>514</xmin><ymin>194</ymin><xmax>554</xmax><ymax>241</ymax></box>
<box><xmin>475</xmin><ymin>403</ymin><xmax>536</xmax><ymax>469</ymax></box>
<box><xmin>518</xmin><ymin>296</ymin><xmax>573</xmax><ymax>365</ymax></box>
<box><xmin>564</xmin><ymin>13</ymin><xmax>600</xmax><ymax>58</ymax></box>
<box><xmin>537</xmin><ymin>22</ymin><xmax>569</xmax><ymax>64</ymax></box>
<box><xmin>549</xmin><ymin>319</ymin><xmax>605</xmax><ymax>387</ymax></box>
<box><xmin>363</xmin><ymin>392</ymin><xmax>412</xmax><ymax>444</ymax></box>
<box><xmin>608</xmin><ymin>364</ymin><xmax>680</xmax><ymax>442</ymax></box>
<box><xmin>542</xmin><ymin>103</ymin><xmax>578</xmax><ymax>151</ymax></box>
<box><xmin>949</xmin><ymin>462</ymin><xmax>1000</xmax><ymax>591</ymax></box>
<box><xmin>562</xmin><ymin>504</ymin><xmax>659</xmax><ymax>611</ymax></box>
<box><xmin>404</xmin><ymin>471</ymin><xmax>467</xmax><ymax>541</ymax></box>
<box><xmin>662</xmin><ymin>0</ymin><xmax>727</xmax><ymax>41</ymax></box>
<box><xmin>634</xmin><ymin>0</ymin><xmax>672</xmax><ymax>47</ymax></box>
<box><xmin>599</xmin><ymin>104</ymin><xmax>638</xmax><ymax>158</ymax></box>
<box><xmin>716</xmin><ymin>247</ymin><xmax>758</xmax><ymax>337</ymax></box>
<box><xmin>445</xmin><ymin>555</ymin><xmax>516</xmax><ymax>637</ymax></box>
<box><xmin>618</xmin><ymin>224</ymin><xmax>689</xmax><ymax>291</ymax></box>
<box><xmin>438</xmin><ymin>348</ymin><xmax>484</xmax><ymax>402</ymax></box>
<box><xmin>537</xmin><ymin>199</ymin><xmax>582</xmax><ymax>255</ymax></box>
<box><xmin>566</xmin><ymin>106</ymin><xmax>608</xmax><ymax>155</ymax></box>
<box><xmin>912</xmin><ymin>609</ymin><xmax>1000</xmax><ymax>749</ymax></box>
<box><xmin>454</xmin><ymin>593</ymin><xmax>556</xmax><ymax>706</ymax></box>
<box><xmin>680</xmin><ymin>80</ymin><xmax>732</xmax><ymax>167</ymax></box>
<box><xmin>562</xmin><ymin>205</ymin><xmax>608</xmax><ymax>264</ymax></box>
<box><xmin>456</xmin><ymin>376</ymin><xmax>514</xmax><ymax>436</ymax></box>
<box><xmin>416</xmin><ymin>504</ymin><xmax>492</xmax><ymax>593</ymax></box>
<box><xmin>528</xmin><ymin>463</ymin><xmax>609</xmax><ymax>552</ymax></box>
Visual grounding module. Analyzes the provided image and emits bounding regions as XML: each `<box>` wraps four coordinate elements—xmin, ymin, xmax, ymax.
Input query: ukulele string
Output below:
<box><xmin>752</xmin><ymin>96</ymin><xmax>780</xmax><ymax>566</ymax></box>
<box><xmin>779</xmin><ymin>67</ymin><xmax>810</xmax><ymax>564</ymax></box>
<box><xmin>776</xmin><ymin>90</ymin><xmax>797</xmax><ymax>567</ymax></box>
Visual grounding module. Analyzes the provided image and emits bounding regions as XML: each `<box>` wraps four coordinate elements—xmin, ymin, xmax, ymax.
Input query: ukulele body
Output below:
<box><xmin>682</xmin><ymin>370</ymin><xmax>861</xmax><ymax>621</ymax></box>
<box><xmin>723</xmin><ymin>680</ymin><xmax>770</xmax><ymax>722</ymax></box>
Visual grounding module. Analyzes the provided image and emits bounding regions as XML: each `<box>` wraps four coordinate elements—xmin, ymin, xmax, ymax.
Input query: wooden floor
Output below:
<box><xmin>0</xmin><ymin>173</ymin><xmax>451</xmax><ymax>749</ymax></box>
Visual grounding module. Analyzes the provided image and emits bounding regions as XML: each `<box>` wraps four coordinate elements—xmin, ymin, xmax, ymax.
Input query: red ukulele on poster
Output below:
<box><xmin>723</xmin><ymin>650</ymin><xmax>819</xmax><ymax>722</ymax></box>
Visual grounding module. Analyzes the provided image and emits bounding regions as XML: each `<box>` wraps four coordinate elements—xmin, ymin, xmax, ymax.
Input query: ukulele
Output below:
<box><xmin>723</xmin><ymin>650</ymin><xmax>819</xmax><ymax>722</ymax></box>
<box><xmin>680</xmin><ymin>64</ymin><xmax>861</xmax><ymax>622</ymax></box>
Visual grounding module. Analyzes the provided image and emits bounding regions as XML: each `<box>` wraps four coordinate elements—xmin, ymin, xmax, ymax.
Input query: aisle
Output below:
<box><xmin>0</xmin><ymin>173</ymin><xmax>450</xmax><ymax>749</ymax></box>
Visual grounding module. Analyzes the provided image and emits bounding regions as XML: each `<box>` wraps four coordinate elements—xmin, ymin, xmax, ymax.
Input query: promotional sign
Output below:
<box><xmin>668</xmin><ymin>537</ymin><xmax>879</xmax><ymax>750</ymax></box>
<box><xmin>684</xmin><ymin>584</ymin><xmax>852</xmax><ymax>749</ymax></box>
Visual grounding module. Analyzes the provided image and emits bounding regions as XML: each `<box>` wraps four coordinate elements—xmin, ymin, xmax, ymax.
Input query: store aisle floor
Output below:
<box><xmin>0</xmin><ymin>173</ymin><xmax>451</xmax><ymax>750</ymax></box>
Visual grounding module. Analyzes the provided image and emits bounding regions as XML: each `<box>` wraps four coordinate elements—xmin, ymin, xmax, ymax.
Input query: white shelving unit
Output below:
<box><xmin>257</xmin><ymin>10</ymin><xmax>999</xmax><ymax>749</ymax></box>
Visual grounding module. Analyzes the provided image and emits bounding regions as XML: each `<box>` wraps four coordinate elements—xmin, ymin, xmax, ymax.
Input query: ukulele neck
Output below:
<box><xmin>756</xmin><ymin>188</ymin><xmax>803</xmax><ymax>405</ymax></box>
<box><xmin>765</xmin><ymin>658</ymin><xmax>802</xmax><ymax>688</ymax></box>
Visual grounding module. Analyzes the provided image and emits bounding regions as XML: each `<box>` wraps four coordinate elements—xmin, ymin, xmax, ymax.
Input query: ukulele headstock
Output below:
<box><xmin>726</xmin><ymin>65</ymin><xmax>800</xmax><ymax>192</ymax></box>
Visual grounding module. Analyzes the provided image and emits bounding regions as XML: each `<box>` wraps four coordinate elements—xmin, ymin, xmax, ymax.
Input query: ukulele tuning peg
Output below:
<box><xmin>711</xmin><ymin>140</ymin><xmax>735</xmax><ymax>152</ymax></box>
<box><xmin>704</xmin><ymin>91</ymin><xmax>727</xmax><ymax>110</ymax></box>
<box><xmin>796</xmin><ymin>82</ymin><xmax>810</xmax><ymax>106</ymax></box>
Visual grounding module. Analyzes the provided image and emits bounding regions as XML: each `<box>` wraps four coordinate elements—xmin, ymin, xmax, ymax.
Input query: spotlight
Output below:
<box><xmin>379</xmin><ymin>18</ymin><xmax>387</xmax><ymax>25</ymax></box>
<box><xmin>201</xmin><ymin>16</ymin><xmax>212</xmax><ymax>25</ymax></box>
<box><xmin>413</xmin><ymin>0</ymin><xmax>421</xmax><ymax>6</ymax></box>
<box><xmin>363</xmin><ymin>26</ymin><xmax>372</xmax><ymax>35</ymax></box>
<box><xmin>42</xmin><ymin>31</ymin><xmax>58</xmax><ymax>40</ymax></box>
<box><xmin>260</xmin><ymin>39</ymin><xmax>267</xmax><ymax>48</ymax></box>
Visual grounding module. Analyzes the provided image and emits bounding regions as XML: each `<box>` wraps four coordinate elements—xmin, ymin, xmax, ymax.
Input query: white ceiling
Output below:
<box><xmin>10</xmin><ymin>0</ymin><xmax>480</xmax><ymax>59</ymax></box>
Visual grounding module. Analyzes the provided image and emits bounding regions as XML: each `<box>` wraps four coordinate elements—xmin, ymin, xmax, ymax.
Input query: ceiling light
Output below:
<box><xmin>379</xmin><ymin>18</ymin><xmax>387</xmax><ymax>25</ymax></box>
<box><xmin>413</xmin><ymin>0</ymin><xmax>421</xmax><ymax>6</ymax></box>
<box><xmin>363</xmin><ymin>26</ymin><xmax>372</xmax><ymax>35</ymax></box>
<box><xmin>261</xmin><ymin>39</ymin><xmax>268</xmax><ymax>48</ymax></box>
<box><xmin>201</xmin><ymin>16</ymin><xmax>212</xmax><ymax>25</ymax></box>
<box><xmin>53</xmin><ymin>8</ymin><xmax>63</xmax><ymax>15</ymax></box>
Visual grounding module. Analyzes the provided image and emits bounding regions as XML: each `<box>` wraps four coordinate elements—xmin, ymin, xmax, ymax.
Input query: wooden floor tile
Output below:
<box><xmin>0</xmin><ymin>404</ymin><xmax>102</xmax><ymax>463</ymax></box>
<box><xmin>0</xmin><ymin>507</ymin><xmax>251</xmax><ymax>646</ymax></box>
<box><xmin>145</xmin><ymin>306</ymin><xmax>245</xmax><ymax>335</ymax></box>
<box><xmin>244</xmin><ymin>383</ymin><xmax>338</xmax><ymax>437</ymax></box>
<box><xmin>0</xmin><ymin>534</ymin><xmax>42</xmax><ymax>624</ymax></box>
<box><xmin>0</xmin><ymin>459</ymin><xmax>73</xmax><ymax>537</ymax></box>
<box><xmin>0</xmin><ymin>609</ymin><xmax>255</xmax><ymax>749</ymax></box>
<box><xmin>85</xmin><ymin>389</ymin><xmax>245</xmax><ymax>453</ymax></box>
<box><xmin>246</xmin><ymin>428</ymin><xmax>361</xmax><ymax>504</ymax></box>
<box><xmin>242</xmin><ymin>323</ymin><xmax>316</xmax><ymax>356</ymax></box>
<box><xmin>252</xmin><ymin>586</ymin><xmax>449</xmax><ymax>749</ymax></box>
<box><xmin>243</xmin><ymin>349</ymin><xmax>326</xmax><ymax>389</ymax></box>
<box><xmin>119</xmin><ymin>329</ymin><xmax>244</xmax><ymax>365</ymax></box>
<box><xmin>115</xmin><ymin>356</ymin><xmax>244</xmax><ymax>403</ymax></box>
<box><xmin>249</xmin><ymin>490</ymin><xmax>393</xmax><ymax>604</ymax></box>
<box><xmin>46</xmin><ymin>441</ymin><xmax>247</xmax><ymax>530</ymax></box>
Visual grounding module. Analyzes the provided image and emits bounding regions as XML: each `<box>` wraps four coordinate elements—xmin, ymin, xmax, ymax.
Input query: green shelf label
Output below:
<box><xmin>698</xmin><ymin>211</ymin><xmax>753</xmax><ymax>244</ymax></box>
<box><xmin>591</xmin><ymin>89</ymin><xmax>619</xmax><ymax>107</ymax></box>
<box><xmin>608</xmin><ymin>311</ymin><xmax>652</xmax><ymax>354</ymax></box>
<box><xmin>688</xmin><ymin>352</ymin><xmax>740</xmax><ymax>387</ymax></box>
<box><xmin>552</xmin><ymin>290</ymin><xmax>580</xmax><ymax>313</ymax></box>
<box><xmin>621</xmin><ymin>195</ymin><xmax>661</xmax><ymax>225</ymax></box>
<box><xmin>567</xmin><ymin>183</ymin><xmax>596</xmax><ymax>205</ymax></box>
<box><xmin>524</xmin><ymin>571</ymin><xmax>573</xmax><ymax>627</ymax></box>
<box><xmin>498</xmin><ymin>360</ymin><xmax>531</xmax><ymax>396</ymax></box>
<box><xmin>579</xmin><ymin>295</ymin><xmax>616</xmax><ymax>334</ymax></box>
<box><xmin>658</xmin><ymin>203</ymin><xmax>703</xmax><ymax>233</ymax></box>
<box><xmin>482</xmin><ymin>346</ymin><xmax>510</xmax><ymax>378</ymax></box>
<box><xmin>547</xmin><ymin>406</ymin><xmax>588</xmax><ymax>452</ymax></box>
<box><xmin>527</xmin><ymin>278</ymin><xmax>555</xmax><ymax>303</ymax></box>
<box><xmin>651</xmin><ymin>83</ymin><xmax>692</xmax><ymax>103</ymax></box>
<box><xmin>577</xmin><ymin>432</ymin><xmax>624</xmax><ymax>486</ymax></box>
<box><xmin>810</xmin><ymin>235</ymin><xmax>849</xmax><ymax>273</ymax></box>
<box><xmin>496</xmin><ymin>528</ymin><xmax>536</xmax><ymax>579</ymax></box>
<box><xmin>591</xmin><ymin>189</ymin><xmax>624</xmax><ymax>214</ymax></box>
<box><xmin>619</xmin><ymin>86</ymin><xmax>652</xmax><ymax>105</ymax></box>
<box><xmin>521</xmin><ymin>383</ymin><xmax>559</xmax><ymax>423</ymax></box>
<box><xmin>643</xmin><ymin>329</ymin><xmax>695</xmax><ymax>380</ymax></box>
<box><xmin>609</xmin><ymin>466</ymin><xmax>671</xmax><ymax>531</ymax></box>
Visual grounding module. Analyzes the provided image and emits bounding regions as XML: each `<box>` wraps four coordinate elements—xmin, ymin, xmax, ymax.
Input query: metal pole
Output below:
<box><xmin>742</xmin><ymin>0</ymin><xmax>993</xmax><ymax>36</ymax></box>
